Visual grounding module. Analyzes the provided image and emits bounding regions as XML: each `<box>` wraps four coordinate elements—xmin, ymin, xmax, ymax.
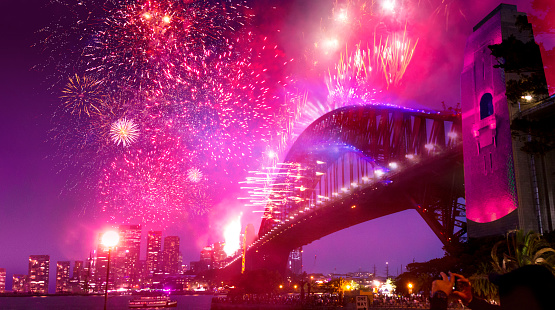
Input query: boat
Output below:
<box><xmin>128</xmin><ymin>295</ymin><xmax>177</xmax><ymax>308</ymax></box>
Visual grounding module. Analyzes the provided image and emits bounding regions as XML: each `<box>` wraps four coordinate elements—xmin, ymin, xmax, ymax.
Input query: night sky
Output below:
<box><xmin>1</xmin><ymin>0</ymin><xmax>553</xmax><ymax>293</ymax></box>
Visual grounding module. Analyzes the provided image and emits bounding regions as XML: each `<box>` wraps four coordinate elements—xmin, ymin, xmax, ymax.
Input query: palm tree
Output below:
<box><xmin>472</xmin><ymin>230</ymin><xmax>555</xmax><ymax>301</ymax></box>
<box><xmin>469</xmin><ymin>263</ymin><xmax>498</xmax><ymax>301</ymax></box>
<box><xmin>491</xmin><ymin>230</ymin><xmax>555</xmax><ymax>274</ymax></box>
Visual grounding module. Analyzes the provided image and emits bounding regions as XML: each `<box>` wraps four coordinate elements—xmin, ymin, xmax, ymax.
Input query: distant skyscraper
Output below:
<box><xmin>135</xmin><ymin>260</ymin><xmax>148</xmax><ymax>288</ymax></box>
<box><xmin>163</xmin><ymin>236</ymin><xmax>180</xmax><ymax>275</ymax></box>
<box><xmin>69</xmin><ymin>261</ymin><xmax>84</xmax><ymax>293</ymax></box>
<box><xmin>83</xmin><ymin>253</ymin><xmax>94</xmax><ymax>293</ymax></box>
<box><xmin>288</xmin><ymin>248</ymin><xmax>302</xmax><ymax>275</ymax></box>
<box><xmin>95</xmin><ymin>234</ymin><xmax>111</xmax><ymax>292</ymax></box>
<box><xmin>117</xmin><ymin>225</ymin><xmax>141</xmax><ymax>288</ymax></box>
<box><xmin>199</xmin><ymin>246</ymin><xmax>212</xmax><ymax>271</ymax></box>
<box><xmin>0</xmin><ymin>268</ymin><xmax>6</xmax><ymax>293</ymax></box>
<box><xmin>73</xmin><ymin>261</ymin><xmax>87</xmax><ymax>285</ymax></box>
<box><xmin>147</xmin><ymin>231</ymin><xmax>162</xmax><ymax>275</ymax></box>
<box><xmin>56</xmin><ymin>261</ymin><xmax>71</xmax><ymax>293</ymax></box>
<box><xmin>12</xmin><ymin>274</ymin><xmax>28</xmax><ymax>293</ymax></box>
<box><xmin>212</xmin><ymin>242</ymin><xmax>226</xmax><ymax>268</ymax></box>
<box><xmin>29</xmin><ymin>255</ymin><xmax>50</xmax><ymax>294</ymax></box>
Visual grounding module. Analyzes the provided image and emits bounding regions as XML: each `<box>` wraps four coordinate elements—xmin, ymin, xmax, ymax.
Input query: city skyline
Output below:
<box><xmin>1</xmin><ymin>0</ymin><xmax>554</xmax><ymax>295</ymax></box>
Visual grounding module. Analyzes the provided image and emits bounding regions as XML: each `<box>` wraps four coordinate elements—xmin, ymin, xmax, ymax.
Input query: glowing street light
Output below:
<box><xmin>522</xmin><ymin>95</ymin><xmax>533</xmax><ymax>101</ymax></box>
<box><xmin>408</xmin><ymin>283</ymin><xmax>413</xmax><ymax>295</ymax></box>
<box><xmin>101</xmin><ymin>230</ymin><xmax>119</xmax><ymax>310</ymax></box>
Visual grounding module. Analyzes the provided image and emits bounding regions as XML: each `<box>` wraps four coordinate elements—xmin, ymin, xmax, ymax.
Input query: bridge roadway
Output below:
<box><xmin>219</xmin><ymin>146</ymin><xmax>463</xmax><ymax>278</ymax></box>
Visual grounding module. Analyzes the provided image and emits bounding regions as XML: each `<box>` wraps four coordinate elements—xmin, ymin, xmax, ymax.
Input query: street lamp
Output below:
<box><xmin>101</xmin><ymin>230</ymin><xmax>119</xmax><ymax>310</ymax></box>
<box><xmin>408</xmin><ymin>283</ymin><xmax>413</xmax><ymax>295</ymax></box>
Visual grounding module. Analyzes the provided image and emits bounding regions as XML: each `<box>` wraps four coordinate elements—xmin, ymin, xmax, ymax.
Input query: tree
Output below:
<box><xmin>488</xmin><ymin>33</ymin><xmax>548</xmax><ymax>106</ymax></box>
<box><xmin>470</xmin><ymin>230</ymin><xmax>555</xmax><ymax>301</ymax></box>
<box><xmin>491</xmin><ymin>230</ymin><xmax>555</xmax><ymax>274</ymax></box>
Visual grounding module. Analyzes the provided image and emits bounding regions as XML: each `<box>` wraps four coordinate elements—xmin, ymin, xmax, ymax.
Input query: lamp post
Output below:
<box><xmin>408</xmin><ymin>283</ymin><xmax>413</xmax><ymax>295</ymax></box>
<box><xmin>101</xmin><ymin>230</ymin><xmax>120</xmax><ymax>310</ymax></box>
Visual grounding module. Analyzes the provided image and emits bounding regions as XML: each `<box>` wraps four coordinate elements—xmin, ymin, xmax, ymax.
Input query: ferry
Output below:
<box><xmin>128</xmin><ymin>295</ymin><xmax>177</xmax><ymax>308</ymax></box>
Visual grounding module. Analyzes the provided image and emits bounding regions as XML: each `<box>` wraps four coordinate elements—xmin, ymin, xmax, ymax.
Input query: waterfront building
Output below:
<box><xmin>189</xmin><ymin>261</ymin><xmax>203</xmax><ymax>274</ymax></box>
<box><xmin>212</xmin><ymin>242</ymin><xmax>226</xmax><ymax>269</ymax></box>
<box><xmin>12</xmin><ymin>274</ymin><xmax>28</xmax><ymax>293</ymax></box>
<box><xmin>55</xmin><ymin>261</ymin><xmax>71</xmax><ymax>293</ymax></box>
<box><xmin>288</xmin><ymin>247</ymin><xmax>303</xmax><ymax>275</ymax></box>
<box><xmin>116</xmin><ymin>225</ymin><xmax>142</xmax><ymax>288</ymax></box>
<box><xmin>147</xmin><ymin>231</ymin><xmax>163</xmax><ymax>275</ymax></box>
<box><xmin>94</xmin><ymin>234</ymin><xmax>111</xmax><ymax>293</ymax></box>
<box><xmin>0</xmin><ymin>268</ymin><xmax>5</xmax><ymax>293</ymax></box>
<box><xmin>28</xmin><ymin>255</ymin><xmax>50</xmax><ymax>294</ymax></box>
<box><xmin>71</xmin><ymin>260</ymin><xmax>90</xmax><ymax>292</ymax></box>
<box><xmin>135</xmin><ymin>260</ymin><xmax>148</xmax><ymax>288</ymax></box>
<box><xmin>163</xmin><ymin>236</ymin><xmax>180</xmax><ymax>275</ymax></box>
<box><xmin>84</xmin><ymin>254</ymin><xmax>95</xmax><ymax>293</ymax></box>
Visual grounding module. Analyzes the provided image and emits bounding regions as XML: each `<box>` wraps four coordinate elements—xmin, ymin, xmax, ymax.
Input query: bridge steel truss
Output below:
<box><xmin>258</xmin><ymin>105</ymin><xmax>465</xmax><ymax>243</ymax></box>
<box><xmin>221</xmin><ymin>105</ymin><xmax>465</xmax><ymax>277</ymax></box>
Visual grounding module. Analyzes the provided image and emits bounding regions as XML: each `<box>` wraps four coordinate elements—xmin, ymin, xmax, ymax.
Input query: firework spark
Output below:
<box><xmin>110</xmin><ymin>118</ymin><xmax>140</xmax><ymax>147</ymax></box>
<box><xmin>60</xmin><ymin>75</ymin><xmax>105</xmax><ymax>117</ymax></box>
<box><xmin>187</xmin><ymin>167</ymin><xmax>203</xmax><ymax>183</ymax></box>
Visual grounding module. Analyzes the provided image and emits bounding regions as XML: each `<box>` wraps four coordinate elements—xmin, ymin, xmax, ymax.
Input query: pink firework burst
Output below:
<box><xmin>110</xmin><ymin>118</ymin><xmax>140</xmax><ymax>147</ymax></box>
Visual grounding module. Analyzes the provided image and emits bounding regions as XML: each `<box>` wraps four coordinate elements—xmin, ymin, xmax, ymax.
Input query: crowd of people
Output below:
<box><xmin>213</xmin><ymin>292</ymin><xmax>461</xmax><ymax>309</ymax></box>
<box><xmin>212</xmin><ymin>293</ymin><xmax>345</xmax><ymax>308</ymax></box>
<box><xmin>213</xmin><ymin>266</ymin><xmax>555</xmax><ymax>309</ymax></box>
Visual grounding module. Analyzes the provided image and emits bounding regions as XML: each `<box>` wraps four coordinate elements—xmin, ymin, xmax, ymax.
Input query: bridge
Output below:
<box><xmin>219</xmin><ymin>104</ymin><xmax>465</xmax><ymax>277</ymax></box>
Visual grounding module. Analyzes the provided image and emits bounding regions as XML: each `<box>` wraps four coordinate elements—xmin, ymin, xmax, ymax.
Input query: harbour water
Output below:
<box><xmin>0</xmin><ymin>294</ymin><xmax>214</xmax><ymax>310</ymax></box>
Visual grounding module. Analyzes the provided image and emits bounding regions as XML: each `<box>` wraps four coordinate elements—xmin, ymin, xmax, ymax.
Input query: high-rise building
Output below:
<box><xmin>147</xmin><ymin>231</ymin><xmax>162</xmax><ymax>275</ymax></box>
<box><xmin>73</xmin><ymin>261</ymin><xmax>84</xmax><ymax>281</ymax></box>
<box><xmin>461</xmin><ymin>4</ymin><xmax>555</xmax><ymax>237</ymax></box>
<box><xmin>56</xmin><ymin>261</ymin><xmax>71</xmax><ymax>293</ymax></box>
<box><xmin>0</xmin><ymin>268</ymin><xmax>6</xmax><ymax>293</ymax></box>
<box><xmin>94</xmin><ymin>234</ymin><xmax>111</xmax><ymax>293</ymax></box>
<box><xmin>212</xmin><ymin>242</ymin><xmax>226</xmax><ymax>268</ymax></box>
<box><xmin>288</xmin><ymin>248</ymin><xmax>303</xmax><ymax>275</ymax></box>
<box><xmin>84</xmin><ymin>254</ymin><xmax>94</xmax><ymax>293</ymax></box>
<box><xmin>163</xmin><ymin>236</ymin><xmax>180</xmax><ymax>275</ymax></box>
<box><xmin>117</xmin><ymin>225</ymin><xmax>141</xmax><ymax>288</ymax></box>
<box><xmin>135</xmin><ymin>260</ymin><xmax>148</xmax><ymax>288</ymax></box>
<box><xmin>200</xmin><ymin>246</ymin><xmax>212</xmax><ymax>271</ymax></box>
<box><xmin>28</xmin><ymin>255</ymin><xmax>50</xmax><ymax>294</ymax></box>
<box><xmin>12</xmin><ymin>274</ymin><xmax>28</xmax><ymax>293</ymax></box>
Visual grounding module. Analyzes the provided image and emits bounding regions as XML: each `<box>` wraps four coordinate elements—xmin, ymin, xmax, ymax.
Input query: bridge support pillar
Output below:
<box><xmin>245</xmin><ymin>244</ymin><xmax>290</xmax><ymax>277</ymax></box>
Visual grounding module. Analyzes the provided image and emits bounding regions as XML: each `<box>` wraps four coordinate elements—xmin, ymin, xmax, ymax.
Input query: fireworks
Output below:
<box><xmin>60</xmin><ymin>75</ymin><xmax>105</xmax><ymax>117</ymax></box>
<box><xmin>44</xmin><ymin>0</ymin><xmax>436</xmax><ymax>229</ymax></box>
<box><xmin>110</xmin><ymin>118</ymin><xmax>140</xmax><ymax>147</ymax></box>
<box><xmin>44</xmin><ymin>0</ymin><xmax>290</xmax><ymax>225</ymax></box>
<box><xmin>187</xmin><ymin>167</ymin><xmax>203</xmax><ymax>183</ymax></box>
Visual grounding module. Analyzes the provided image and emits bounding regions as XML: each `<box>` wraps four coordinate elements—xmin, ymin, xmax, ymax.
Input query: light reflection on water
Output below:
<box><xmin>0</xmin><ymin>294</ymin><xmax>214</xmax><ymax>310</ymax></box>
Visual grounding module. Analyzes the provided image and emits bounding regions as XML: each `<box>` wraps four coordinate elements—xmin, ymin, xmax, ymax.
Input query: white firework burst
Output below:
<box><xmin>187</xmin><ymin>167</ymin><xmax>203</xmax><ymax>182</ymax></box>
<box><xmin>110</xmin><ymin>118</ymin><xmax>140</xmax><ymax>147</ymax></box>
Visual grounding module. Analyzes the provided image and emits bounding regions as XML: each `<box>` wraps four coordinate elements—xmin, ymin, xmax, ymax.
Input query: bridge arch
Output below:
<box><xmin>222</xmin><ymin>105</ymin><xmax>465</xmax><ymax>276</ymax></box>
<box><xmin>259</xmin><ymin>105</ymin><xmax>464</xmax><ymax>240</ymax></box>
